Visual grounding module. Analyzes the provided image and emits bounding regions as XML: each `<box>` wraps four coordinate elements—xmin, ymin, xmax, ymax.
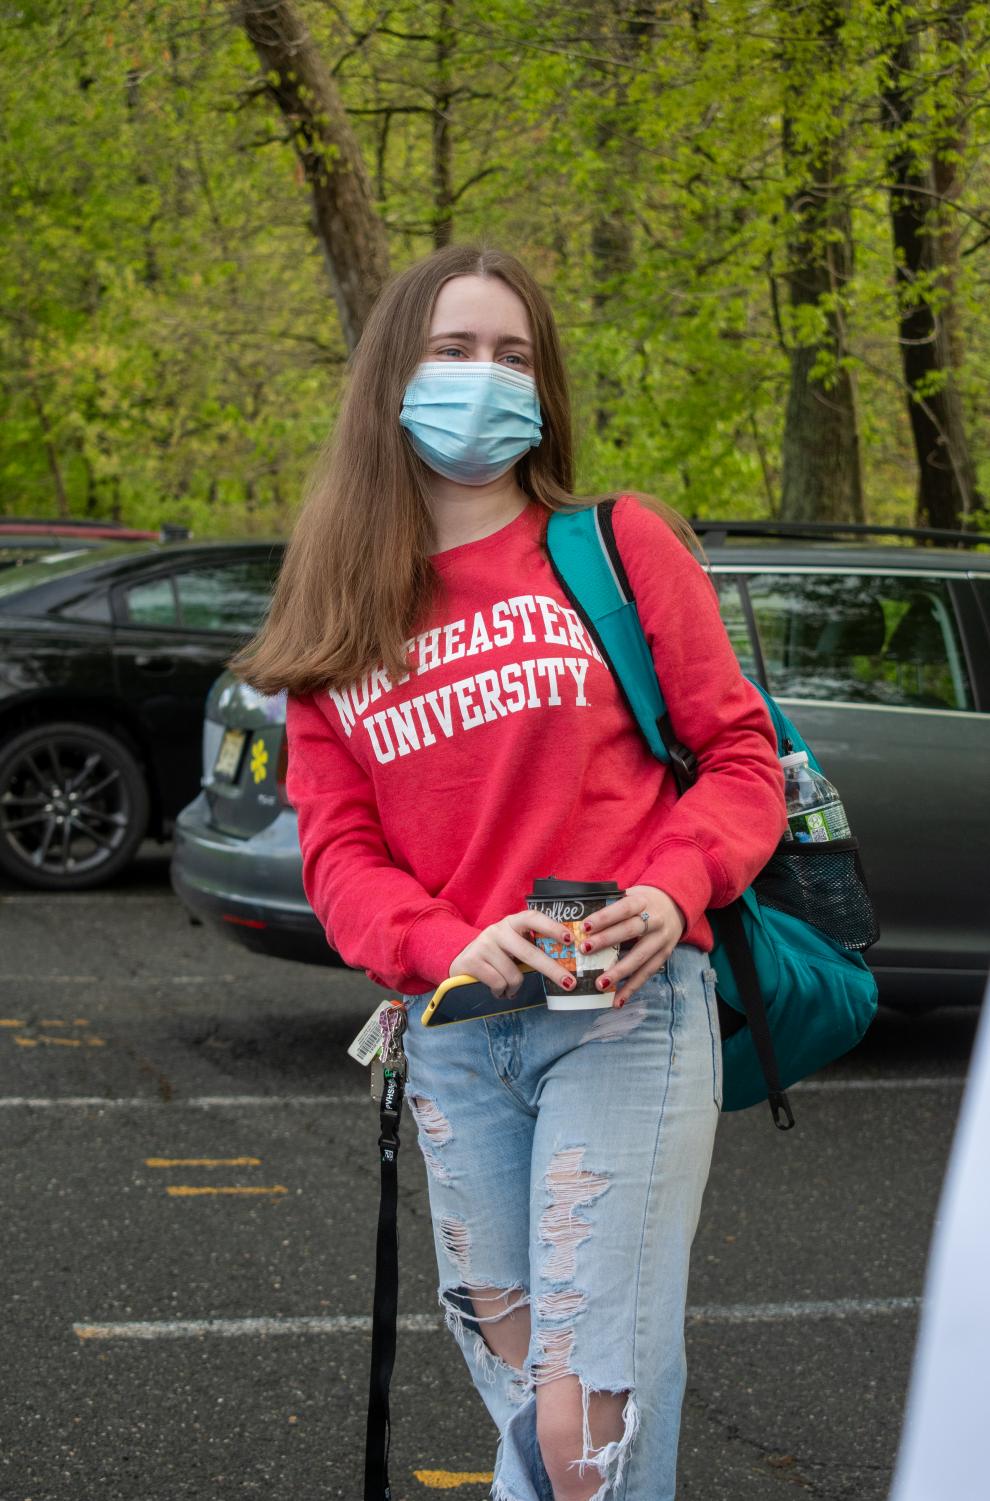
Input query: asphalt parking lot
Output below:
<box><xmin>0</xmin><ymin>843</ymin><xmax>981</xmax><ymax>1501</ymax></box>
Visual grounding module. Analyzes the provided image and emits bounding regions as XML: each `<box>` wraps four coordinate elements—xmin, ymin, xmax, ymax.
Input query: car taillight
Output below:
<box><xmin>275</xmin><ymin>733</ymin><xmax>290</xmax><ymax>807</ymax></box>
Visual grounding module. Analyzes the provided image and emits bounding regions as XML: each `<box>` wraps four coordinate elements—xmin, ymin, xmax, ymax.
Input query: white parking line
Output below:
<box><xmin>1</xmin><ymin>972</ymin><xmax>357</xmax><ymax>985</ymax></box>
<box><xmin>0</xmin><ymin>1078</ymin><xmax>965</xmax><ymax>1109</ymax></box>
<box><xmin>0</xmin><ymin>1094</ymin><xmax>366</xmax><ymax>1108</ymax></box>
<box><xmin>75</xmin><ymin>1315</ymin><xmax>443</xmax><ymax>1340</ymax></box>
<box><xmin>686</xmin><ymin>1296</ymin><xmax>921</xmax><ymax>1323</ymax></box>
<box><xmin>0</xmin><ymin>893</ymin><xmax>173</xmax><ymax>903</ymax></box>
<box><xmin>73</xmin><ymin>1296</ymin><xmax>922</xmax><ymax>1342</ymax></box>
<box><xmin>0</xmin><ymin>975</ymin><xmax>246</xmax><ymax>984</ymax></box>
<box><xmin>794</xmin><ymin>1077</ymin><xmax>965</xmax><ymax>1092</ymax></box>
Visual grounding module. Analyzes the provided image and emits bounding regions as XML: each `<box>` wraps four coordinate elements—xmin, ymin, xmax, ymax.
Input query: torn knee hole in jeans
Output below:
<box><xmin>437</xmin><ymin>1221</ymin><xmax>529</xmax><ymax>1328</ymax></box>
<box><xmin>573</xmin><ymin>1386</ymin><xmax>641</xmax><ymax>1500</ymax></box>
<box><xmin>534</xmin><ymin>1369</ymin><xmax>640</xmax><ymax>1500</ymax></box>
<box><xmin>438</xmin><ymin>1279</ymin><xmax>530</xmax><ymax>1336</ymax></box>
<box><xmin>439</xmin><ymin>1278</ymin><xmax>532</xmax><ymax>1399</ymax></box>
<box><xmin>533</xmin><ymin>1359</ymin><xmax>641</xmax><ymax>1497</ymax></box>
<box><xmin>436</xmin><ymin>1222</ymin><xmax>527</xmax><ymax>1341</ymax></box>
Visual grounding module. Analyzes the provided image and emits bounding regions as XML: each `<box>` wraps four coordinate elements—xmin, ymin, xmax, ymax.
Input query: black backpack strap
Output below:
<box><xmin>364</xmin><ymin>1067</ymin><xmax>405</xmax><ymax>1501</ymax></box>
<box><xmin>595</xmin><ymin>498</ymin><xmax>634</xmax><ymax>596</ymax></box>
<box><xmin>655</xmin><ymin>712</ymin><xmax>699</xmax><ymax>795</ymax></box>
<box><xmin>711</xmin><ymin>903</ymin><xmax>794</xmax><ymax>1131</ymax></box>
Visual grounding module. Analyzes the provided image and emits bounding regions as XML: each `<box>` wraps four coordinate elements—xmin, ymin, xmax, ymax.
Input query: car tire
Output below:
<box><xmin>0</xmin><ymin>720</ymin><xmax>150</xmax><ymax>890</ymax></box>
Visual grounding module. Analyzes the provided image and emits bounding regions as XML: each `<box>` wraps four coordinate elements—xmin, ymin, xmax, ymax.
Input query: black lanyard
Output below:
<box><xmin>364</xmin><ymin>1058</ymin><xmax>405</xmax><ymax>1501</ymax></box>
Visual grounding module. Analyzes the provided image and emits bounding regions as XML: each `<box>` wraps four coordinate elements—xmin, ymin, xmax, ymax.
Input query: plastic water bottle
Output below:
<box><xmin>781</xmin><ymin>751</ymin><xmax>851</xmax><ymax>843</ymax></box>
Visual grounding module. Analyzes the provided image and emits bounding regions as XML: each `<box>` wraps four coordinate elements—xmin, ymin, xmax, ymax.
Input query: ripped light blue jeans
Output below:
<box><xmin>401</xmin><ymin>941</ymin><xmax>721</xmax><ymax>1501</ymax></box>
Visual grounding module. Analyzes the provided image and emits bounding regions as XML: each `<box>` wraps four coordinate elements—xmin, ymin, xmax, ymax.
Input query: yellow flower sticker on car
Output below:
<box><xmin>249</xmin><ymin>738</ymin><xmax>269</xmax><ymax>783</ymax></box>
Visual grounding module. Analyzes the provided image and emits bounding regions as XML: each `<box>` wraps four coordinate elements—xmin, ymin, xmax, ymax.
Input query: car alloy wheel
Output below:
<box><xmin>0</xmin><ymin>721</ymin><xmax>150</xmax><ymax>890</ymax></box>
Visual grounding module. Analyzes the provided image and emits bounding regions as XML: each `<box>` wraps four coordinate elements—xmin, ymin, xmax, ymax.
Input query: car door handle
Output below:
<box><xmin>134</xmin><ymin>653</ymin><xmax>175</xmax><ymax>675</ymax></box>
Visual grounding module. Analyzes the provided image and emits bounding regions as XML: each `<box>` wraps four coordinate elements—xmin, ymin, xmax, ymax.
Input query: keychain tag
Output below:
<box><xmin>347</xmin><ymin>999</ymin><xmax>404</xmax><ymax>1066</ymax></box>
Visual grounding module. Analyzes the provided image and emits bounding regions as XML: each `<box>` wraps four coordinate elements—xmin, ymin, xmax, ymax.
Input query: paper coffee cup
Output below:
<box><xmin>525</xmin><ymin>878</ymin><xmax>626</xmax><ymax>1010</ymax></box>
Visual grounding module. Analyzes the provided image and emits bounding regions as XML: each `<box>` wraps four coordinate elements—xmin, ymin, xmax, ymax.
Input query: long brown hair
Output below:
<box><xmin>229</xmin><ymin>243</ymin><xmax>699</xmax><ymax>696</ymax></box>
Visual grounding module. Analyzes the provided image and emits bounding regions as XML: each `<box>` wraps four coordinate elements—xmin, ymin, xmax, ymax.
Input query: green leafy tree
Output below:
<box><xmin>1</xmin><ymin>0</ymin><xmax>987</xmax><ymax>533</ymax></box>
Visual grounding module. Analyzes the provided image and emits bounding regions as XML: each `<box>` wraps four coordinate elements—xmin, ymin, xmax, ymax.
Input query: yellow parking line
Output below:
<box><xmin>15</xmin><ymin>1034</ymin><xmax>79</xmax><ymax>1047</ymax></box>
<box><xmin>12</xmin><ymin>1033</ymin><xmax>105</xmax><ymax>1048</ymax></box>
<box><xmin>165</xmin><ymin>1185</ymin><xmax>288</xmax><ymax>1197</ymax></box>
<box><xmin>414</xmin><ymin>1472</ymin><xmax>494</xmax><ymax>1489</ymax></box>
<box><xmin>145</xmin><ymin>1157</ymin><xmax>263</xmax><ymax>1167</ymax></box>
<box><xmin>4</xmin><ymin>1019</ymin><xmax>92</xmax><ymax>1028</ymax></box>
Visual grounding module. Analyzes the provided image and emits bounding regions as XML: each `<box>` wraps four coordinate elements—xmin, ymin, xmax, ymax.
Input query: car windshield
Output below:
<box><xmin>0</xmin><ymin>543</ymin><xmax>143</xmax><ymax>598</ymax></box>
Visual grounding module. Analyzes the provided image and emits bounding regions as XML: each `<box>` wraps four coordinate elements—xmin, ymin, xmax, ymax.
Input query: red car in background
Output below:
<box><xmin>0</xmin><ymin>517</ymin><xmax>190</xmax><ymax>567</ymax></box>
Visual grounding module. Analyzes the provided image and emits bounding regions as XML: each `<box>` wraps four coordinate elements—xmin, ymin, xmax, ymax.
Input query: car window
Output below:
<box><xmin>174</xmin><ymin>557</ymin><xmax>278</xmax><ymax>634</ymax></box>
<box><xmin>55</xmin><ymin>588</ymin><xmax>112</xmax><ymax>624</ymax></box>
<box><xmin>974</xmin><ymin>577</ymin><xmax>990</xmax><ymax>637</ymax></box>
<box><xmin>0</xmin><ymin>548</ymin><xmax>121</xmax><ymax>600</ymax></box>
<box><xmin>125</xmin><ymin>575</ymin><xmax>179</xmax><ymax>627</ymax></box>
<box><xmin>735</xmin><ymin>572</ymin><xmax>973</xmax><ymax>711</ymax></box>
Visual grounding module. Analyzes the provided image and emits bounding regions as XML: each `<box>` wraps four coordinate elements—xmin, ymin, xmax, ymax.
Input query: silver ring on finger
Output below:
<box><xmin>639</xmin><ymin>909</ymin><xmax>650</xmax><ymax>932</ymax></box>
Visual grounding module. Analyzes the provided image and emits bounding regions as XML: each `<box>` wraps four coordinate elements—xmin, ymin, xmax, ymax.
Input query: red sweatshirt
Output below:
<box><xmin>284</xmin><ymin>495</ymin><xmax>787</xmax><ymax>993</ymax></box>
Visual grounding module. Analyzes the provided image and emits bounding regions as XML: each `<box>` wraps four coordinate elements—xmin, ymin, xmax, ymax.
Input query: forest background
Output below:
<box><xmin>2</xmin><ymin>0</ymin><xmax>988</xmax><ymax>540</ymax></box>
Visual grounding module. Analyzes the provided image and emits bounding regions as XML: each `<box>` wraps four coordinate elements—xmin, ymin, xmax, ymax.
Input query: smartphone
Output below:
<box><xmin>421</xmin><ymin>966</ymin><xmax>547</xmax><ymax>1026</ymax></box>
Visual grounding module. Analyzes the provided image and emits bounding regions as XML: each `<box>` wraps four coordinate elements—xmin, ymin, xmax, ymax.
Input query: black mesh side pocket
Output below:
<box><xmin>752</xmin><ymin>837</ymin><xmax>880</xmax><ymax>951</ymax></box>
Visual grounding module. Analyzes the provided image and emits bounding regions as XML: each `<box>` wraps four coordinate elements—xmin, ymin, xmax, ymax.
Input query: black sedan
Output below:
<box><xmin>0</xmin><ymin>539</ymin><xmax>282</xmax><ymax>889</ymax></box>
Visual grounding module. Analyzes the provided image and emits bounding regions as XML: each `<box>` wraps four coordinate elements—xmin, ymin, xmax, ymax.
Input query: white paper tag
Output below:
<box><xmin>347</xmin><ymin>1004</ymin><xmax>388</xmax><ymax>1066</ymax></box>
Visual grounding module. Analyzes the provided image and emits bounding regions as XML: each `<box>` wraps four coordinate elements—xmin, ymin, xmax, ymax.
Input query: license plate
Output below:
<box><xmin>213</xmin><ymin>728</ymin><xmax>247</xmax><ymax>782</ymax></box>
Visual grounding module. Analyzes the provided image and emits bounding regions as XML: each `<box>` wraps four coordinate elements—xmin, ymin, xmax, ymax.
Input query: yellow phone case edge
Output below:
<box><xmin>421</xmin><ymin>965</ymin><xmax>537</xmax><ymax>1026</ymax></box>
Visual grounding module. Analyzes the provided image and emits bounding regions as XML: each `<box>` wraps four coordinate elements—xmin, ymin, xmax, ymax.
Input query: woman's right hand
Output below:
<box><xmin>448</xmin><ymin>910</ymin><xmax>578</xmax><ymax>998</ymax></box>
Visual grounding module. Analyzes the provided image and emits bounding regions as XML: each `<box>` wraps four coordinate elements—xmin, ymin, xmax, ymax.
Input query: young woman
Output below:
<box><xmin>232</xmin><ymin>243</ymin><xmax>786</xmax><ymax>1501</ymax></box>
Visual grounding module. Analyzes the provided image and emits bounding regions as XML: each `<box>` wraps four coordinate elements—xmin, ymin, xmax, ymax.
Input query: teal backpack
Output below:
<box><xmin>545</xmin><ymin>500</ymin><xmax>879</xmax><ymax>1129</ymax></box>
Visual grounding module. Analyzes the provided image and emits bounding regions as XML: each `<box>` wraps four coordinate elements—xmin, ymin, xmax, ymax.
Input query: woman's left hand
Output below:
<box><xmin>580</xmin><ymin>885</ymin><xmax>686</xmax><ymax>1007</ymax></box>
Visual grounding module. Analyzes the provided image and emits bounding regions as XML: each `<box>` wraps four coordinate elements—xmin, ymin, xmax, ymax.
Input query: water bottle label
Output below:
<box><xmin>788</xmin><ymin>802</ymin><xmax>850</xmax><ymax>843</ymax></box>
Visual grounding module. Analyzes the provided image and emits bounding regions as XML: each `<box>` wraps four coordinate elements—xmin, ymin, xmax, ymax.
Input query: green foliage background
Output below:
<box><xmin>1</xmin><ymin>1</ymin><xmax>987</xmax><ymax>535</ymax></box>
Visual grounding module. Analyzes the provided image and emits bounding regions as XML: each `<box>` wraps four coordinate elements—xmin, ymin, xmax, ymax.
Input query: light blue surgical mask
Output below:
<box><xmin>399</xmin><ymin>361</ymin><xmax>543</xmax><ymax>485</ymax></box>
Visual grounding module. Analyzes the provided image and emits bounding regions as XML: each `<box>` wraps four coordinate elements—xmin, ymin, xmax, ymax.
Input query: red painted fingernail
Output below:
<box><xmin>580</xmin><ymin>941</ymin><xmax>592</xmax><ymax>954</ymax></box>
<box><xmin>616</xmin><ymin>997</ymin><xmax>626</xmax><ymax>1008</ymax></box>
<box><xmin>583</xmin><ymin>922</ymin><xmax>593</xmax><ymax>933</ymax></box>
<box><xmin>562</xmin><ymin>976</ymin><xmax>576</xmax><ymax>989</ymax></box>
<box><xmin>597</xmin><ymin>977</ymin><xmax>612</xmax><ymax>991</ymax></box>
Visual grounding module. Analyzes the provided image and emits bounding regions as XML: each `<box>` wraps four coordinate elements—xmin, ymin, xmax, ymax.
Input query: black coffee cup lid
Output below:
<box><xmin>530</xmin><ymin>877</ymin><xmax>622</xmax><ymax>898</ymax></box>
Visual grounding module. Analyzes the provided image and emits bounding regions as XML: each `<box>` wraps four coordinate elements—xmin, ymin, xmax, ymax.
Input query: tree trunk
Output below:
<box><xmin>589</xmin><ymin>3</ymin><xmax>657</xmax><ymax>436</ymax></box>
<box><xmin>778</xmin><ymin>0</ymin><xmax>864</xmax><ymax>524</ymax></box>
<box><xmin>933</xmin><ymin>4</ymin><xmax>968</xmax><ymax>375</ymax></box>
<box><xmin>432</xmin><ymin>0</ymin><xmax>454</xmax><ymax>249</ymax></box>
<box><xmin>233</xmin><ymin>0</ymin><xmax>390</xmax><ymax>352</ymax></box>
<box><xmin>125</xmin><ymin>65</ymin><xmax>161</xmax><ymax>289</ymax></box>
<box><xmin>881</xmin><ymin>12</ymin><xmax>981</xmax><ymax>529</ymax></box>
<box><xmin>27</xmin><ymin>372</ymin><xmax>69</xmax><ymax>518</ymax></box>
